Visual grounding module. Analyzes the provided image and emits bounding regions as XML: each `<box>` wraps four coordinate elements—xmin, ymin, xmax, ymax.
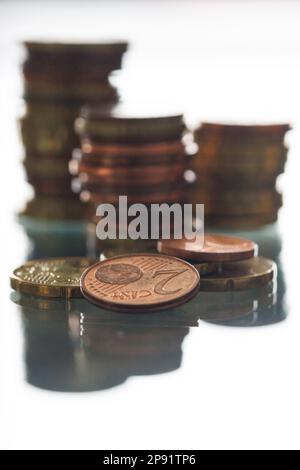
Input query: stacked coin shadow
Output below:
<box><xmin>19</xmin><ymin>41</ymin><xmax>128</xmax><ymax>222</ymax></box>
<box><xmin>187</xmin><ymin>123</ymin><xmax>291</xmax><ymax>229</ymax></box>
<box><xmin>71</xmin><ymin>105</ymin><xmax>188</xmax><ymax>255</ymax></box>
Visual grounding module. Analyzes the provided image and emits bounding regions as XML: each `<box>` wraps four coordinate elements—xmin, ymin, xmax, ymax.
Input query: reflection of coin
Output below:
<box><xmin>200</xmin><ymin>257</ymin><xmax>277</xmax><ymax>291</ymax></box>
<box><xmin>81</xmin><ymin>253</ymin><xmax>200</xmax><ymax>312</ymax></box>
<box><xmin>10</xmin><ymin>257</ymin><xmax>96</xmax><ymax>298</ymax></box>
<box><xmin>158</xmin><ymin>233</ymin><xmax>257</xmax><ymax>262</ymax></box>
<box><xmin>96</xmin><ymin>263</ymin><xmax>142</xmax><ymax>285</ymax></box>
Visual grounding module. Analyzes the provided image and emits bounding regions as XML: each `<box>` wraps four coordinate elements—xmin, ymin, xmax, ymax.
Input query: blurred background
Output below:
<box><xmin>1</xmin><ymin>0</ymin><xmax>300</xmax><ymax>450</ymax></box>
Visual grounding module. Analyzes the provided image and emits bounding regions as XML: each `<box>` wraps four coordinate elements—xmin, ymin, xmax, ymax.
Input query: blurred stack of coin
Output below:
<box><xmin>187</xmin><ymin>122</ymin><xmax>291</xmax><ymax>229</ymax></box>
<box><xmin>20</xmin><ymin>41</ymin><xmax>128</xmax><ymax>222</ymax></box>
<box><xmin>72</xmin><ymin>104</ymin><xmax>188</xmax><ymax>254</ymax></box>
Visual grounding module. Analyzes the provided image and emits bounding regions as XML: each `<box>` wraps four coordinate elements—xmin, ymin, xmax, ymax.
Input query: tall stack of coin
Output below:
<box><xmin>72</xmin><ymin>104</ymin><xmax>188</xmax><ymax>255</ymax></box>
<box><xmin>187</xmin><ymin>123</ymin><xmax>291</xmax><ymax>229</ymax></box>
<box><xmin>20</xmin><ymin>41</ymin><xmax>128</xmax><ymax>223</ymax></box>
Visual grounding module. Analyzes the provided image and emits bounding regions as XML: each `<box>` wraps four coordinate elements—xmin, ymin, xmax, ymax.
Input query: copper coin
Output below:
<box><xmin>80</xmin><ymin>253</ymin><xmax>200</xmax><ymax>312</ymax></box>
<box><xmin>189</xmin><ymin>152</ymin><xmax>287</xmax><ymax>174</ymax></box>
<box><xmin>75</xmin><ymin>104</ymin><xmax>185</xmax><ymax>144</ymax></box>
<box><xmin>195</xmin><ymin>122</ymin><xmax>291</xmax><ymax>140</ymax></box>
<box><xmin>80</xmin><ymin>189</ymin><xmax>184</xmax><ymax>205</ymax></box>
<box><xmin>199</xmin><ymin>257</ymin><xmax>277</xmax><ymax>291</ymax></box>
<box><xmin>77</xmin><ymin>164</ymin><xmax>185</xmax><ymax>186</ymax></box>
<box><xmin>186</xmin><ymin>170</ymin><xmax>279</xmax><ymax>190</ymax></box>
<box><xmin>81</xmin><ymin>139</ymin><xmax>186</xmax><ymax>157</ymax></box>
<box><xmin>197</xmin><ymin>141</ymin><xmax>288</xmax><ymax>160</ymax></box>
<box><xmin>157</xmin><ymin>233</ymin><xmax>258</xmax><ymax>262</ymax></box>
<box><xmin>187</xmin><ymin>188</ymin><xmax>282</xmax><ymax>216</ymax></box>
<box><xmin>71</xmin><ymin>148</ymin><xmax>186</xmax><ymax>168</ymax></box>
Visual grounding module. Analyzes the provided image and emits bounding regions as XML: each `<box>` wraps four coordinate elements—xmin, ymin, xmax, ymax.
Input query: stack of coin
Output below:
<box><xmin>157</xmin><ymin>233</ymin><xmax>277</xmax><ymax>292</ymax></box>
<box><xmin>20</xmin><ymin>41</ymin><xmax>128</xmax><ymax>221</ymax></box>
<box><xmin>187</xmin><ymin>122</ymin><xmax>291</xmax><ymax>229</ymax></box>
<box><xmin>72</xmin><ymin>104</ymin><xmax>188</xmax><ymax>253</ymax></box>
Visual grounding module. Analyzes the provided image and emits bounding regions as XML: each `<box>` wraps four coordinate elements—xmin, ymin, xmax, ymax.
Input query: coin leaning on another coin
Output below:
<box><xmin>80</xmin><ymin>253</ymin><xmax>200</xmax><ymax>312</ymax></box>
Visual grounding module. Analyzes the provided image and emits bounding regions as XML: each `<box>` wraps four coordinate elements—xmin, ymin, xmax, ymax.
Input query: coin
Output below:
<box><xmin>24</xmin><ymin>41</ymin><xmax>128</xmax><ymax>56</ymax></box>
<box><xmin>24</xmin><ymin>81</ymin><xmax>118</xmax><ymax>102</ymax></box>
<box><xmin>81</xmin><ymin>139</ymin><xmax>186</xmax><ymax>157</ymax></box>
<box><xmin>197</xmin><ymin>141</ymin><xmax>288</xmax><ymax>160</ymax></box>
<box><xmin>77</xmin><ymin>164</ymin><xmax>185</xmax><ymax>186</ymax></box>
<box><xmin>10</xmin><ymin>257</ymin><xmax>96</xmax><ymax>298</ymax></box>
<box><xmin>75</xmin><ymin>104</ymin><xmax>185</xmax><ymax>144</ymax></box>
<box><xmin>195</xmin><ymin>122</ymin><xmax>291</xmax><ymax>142</ymax></box>
<box><xmin>187</xmin><ymin>188</ymin><xmax>282</xmax><ymax>216</ymax></box>
<box><xmin>192</xmin><ymin>261</ymin><xmax>219</xmax><ymax>275</ymax></box>
<box><xmin>80</xmin><ymin>253</ymin><xmax>200</xmax><ymax>312</ymax></box>
<box><xmin>199</xmin><ymin>257</ymin><xmax>277</xmax><ymax>291</ymax></box>
<box><xmin>157</xmin><ymin>233</ymin><xmax>258</xmax><ymax>262</ymax></box>
<box><xmin>71</xmin><ymin>146</ymin><xmax>185</xmax><ymax>168</ymax></box>
<box><xmin>27</xmin><ymin>176</ymin><xmax>74</xmax><ymax>197</ymax></box>
<box><xmin>81</xmin><ymin>189</ymin><xmax>184</xmax><ymax>205</ymax></box>
<box><xmin>24</xmin><ymin>157</ymin><xmax>70</xmax><ymax>178</ymax></box>
<box><xmin>22</xmin><ymin>195</ymin><xmax>90</xmax><ymax>220</ymax></box>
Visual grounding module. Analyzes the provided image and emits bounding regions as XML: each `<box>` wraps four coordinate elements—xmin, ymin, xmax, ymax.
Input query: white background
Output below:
<box><xmin>0</xmin><ymin>0</ymin><xmax>300</xmax><ymax>450</ymax></box>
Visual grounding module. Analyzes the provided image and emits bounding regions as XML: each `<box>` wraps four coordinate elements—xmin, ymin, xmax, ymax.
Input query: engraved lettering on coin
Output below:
<box><xmin>95</xmin><ymin>263</ymin><xmax>142</xmax><ymax>285</ymax></box>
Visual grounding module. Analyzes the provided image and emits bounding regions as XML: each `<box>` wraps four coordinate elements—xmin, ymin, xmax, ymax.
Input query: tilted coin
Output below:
<box><xmin>157</xmin><ymin>233</ymin><xmax>258</xmax><ymax>262</ymax></box>
<box><xmin>10</xmin><ymin>257</ymin><xmax>96</xmax><ymax>298</ymax></box>
<box><xmin>80</xmin><ymin>253</ymin><xmax>200</xmax><ymax>312</ymax></box>
<box><xmin>200</xmin><ymin>257</ymin><xmax>277</xmax><ymax>291</ymax></box>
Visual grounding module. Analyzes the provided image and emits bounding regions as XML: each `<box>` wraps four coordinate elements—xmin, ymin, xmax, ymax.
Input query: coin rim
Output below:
<box><xmin>200</xmin><ymin>257</ymin><xmax>277</xmax><ymax>292</ymax></box>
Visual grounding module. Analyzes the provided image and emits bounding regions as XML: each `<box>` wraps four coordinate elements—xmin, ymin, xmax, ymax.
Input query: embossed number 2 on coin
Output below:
<box><xmin>110</xmin><ymin>268</ymin><xmax>188</xmax><ymax>300</ymax></box>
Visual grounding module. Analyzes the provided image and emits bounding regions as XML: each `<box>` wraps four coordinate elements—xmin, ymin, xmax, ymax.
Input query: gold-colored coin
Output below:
<box><xmin>10</xmin><ymin>257</ymin><xmax>96</xmax><ymax>298</ymax></box>
<box><xmin>200</xmin><ymin>256</ymin><xmax>277</xmax><ymax>291</ymax></box>
<box><xmin>192</xmin><ymin>262</ymin><xmax>218</xmax><ymax>275</ymax></box>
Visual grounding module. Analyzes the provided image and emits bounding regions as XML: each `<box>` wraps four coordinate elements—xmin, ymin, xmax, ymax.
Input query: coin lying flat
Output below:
<box><xmin>157</xmin><ymin>234</ymin><xmax>257</xmax><ymax>262</ymax></box>
<box><xmin>192</xmin><ymin>262</ymin><xmax>218</xmax><ymax>275</ymax></box>
<box><xmin>80</xmin><ymin>253</ymin><xmax>200</xmax><ymax>312</ymax></box>
<box><xmin>75</xmin><ymin>104</ymin><xmax>185</xmax><ymax>144</ymax></box>
<box><xmin>10</xmin><ymin>258</ymin><xmax>96</xmax><ymax>298</ymax></box>
<box><xmin>200</xmin><ymin>257</ymin><xmax>277</xmax><ymax>291</ymax></box>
